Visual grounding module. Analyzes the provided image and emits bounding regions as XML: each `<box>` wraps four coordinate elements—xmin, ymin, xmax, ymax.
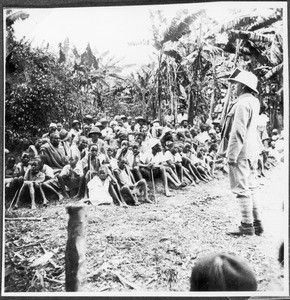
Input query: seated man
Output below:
<box><xmin>114</xmin><ymin>158</ymin><xmax>152</xmax><ymax>205</ymax></box>
<box><xmin>69</xmin><ymin>135</ymin><xmax>88</xmax><ymax>160</ymax></box>
<box><xmin>7</xmin><ymin>152</ymin><xmax>31</xmax><ymax>202</ymax></box>
<box><xmin>163</xmin><ymin>142</ymin><xmax>187</xmax><ymax>187</ymax></box>
<box><xmin>88</xmin><ymin>126</ymin><xmax>107</xmax><ymax>150</ymax></box>
<box><xmin>40</xmin><ymin>132</ymin><xmax>68</xmax><ymax>173</ymax></box>
<box><xmin>58</xmin><ymin>155</ymin><xmax>85</xmax><ymax>200</ymax></box>
<box><xmin>139</xmin><ymin>138</ymin><xmax>172</xmax><ymax>197</ymax></box>
<box><xmin>37</xmin><ymin>155</ymin><xmax>64</xmax><ymax>205</ymax></box>
<box><xmin>5</xmin><ymin>154</ymin><xmax>18</xmax><ymax>201</ymax></box>
<box><xmin>130</xmin><ymin>143</ymin><xmax>144</xmax><ymax>181</ymax></box>
<box><xmin>181</xmin><ymin>143</ymin><xmax>209</xmax><ymax>183</ymax></box>
<box><xmin>42</xmin><ymin>123</ymin><xmax>57</xmax><ymax>139</ymax></box>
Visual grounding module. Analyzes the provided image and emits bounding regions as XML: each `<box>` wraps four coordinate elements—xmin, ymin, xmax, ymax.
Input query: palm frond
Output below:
<box><xmin>220</xmin><ymin>13</ymin><xmax>258</xmax><ymax>33</ymax></box>
<box><xmin>202</xmin><ymin>44</ymin><xmax>224</xmax><ymax>56</ymax></box>
<box><xmin>241</xmin><ymin>40</ymin><xmax>271</xmax><ymax>65</ymax></box>
<box><xmin>150</xmin><ymin>10</ymin><xmax>164</xmax><ymax>50</ymax></box>
<box><xmin>248</xmin><ymin>8</ymin><xmax>282</xmax><ymax>31</ymax></box>
<box><xmin>6</xmin><ymin>10</ymin><xmax>29</xmax><ymax>27</ymax></box>
<box><xmin>263</xmin><ymin>63</ymin><xmax>283</xmax><ymax>80</ymax></box>
<box><xmin>161</xmin><ymin>10</ymin><xmax>205</xmax><ymax>44</ymax></box>
<box><xmin>269</xmin><ymin>33</ymin><xmax>283</xmax><ymax>64</ymax></box>
<box><xmin>107</xmin><ymin>73</ymin><xmax>126</xmax><ymax>81</ymax></box>
<box><xmin>164</xmin><ymin>49</ymin><xmax>182</xmax><ymax>63</ymax></box>
<box><xmin>230</xmin><ymin>30</ymin><xmax>272</xmax><ymax>43</ymax></box>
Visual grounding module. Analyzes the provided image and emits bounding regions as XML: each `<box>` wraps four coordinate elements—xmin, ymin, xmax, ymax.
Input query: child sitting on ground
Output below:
<box><xmin>58</xmin><ymin>155</ymin><xmax>85</xmax><ymax>200</ymax></box>
<box><xmin>14</xmin><ymin>158</ymin><xmax>46</xmax><ymax>209</ymax></box>
<box><xmin>82</xmin><ymin>165</ymin><xmax>124</xmax><ymax>206</ymax></box>
<box><xmin>114</xmin><ymin>158</ymin><xmax>152</xmax><ymax>205</ymax></box>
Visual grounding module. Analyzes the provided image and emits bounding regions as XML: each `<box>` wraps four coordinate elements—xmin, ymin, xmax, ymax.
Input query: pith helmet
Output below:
<box><xmin>228</xmin><ymin>68</ymin><xmax>259</xmax><ymax>94</ymax></box>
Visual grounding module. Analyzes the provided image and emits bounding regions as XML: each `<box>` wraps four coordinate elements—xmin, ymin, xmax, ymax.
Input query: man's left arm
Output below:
<box><xmin>227</xmin><ymin>101</ymin><xmax>251</xmax><ymax>163</ymax></box>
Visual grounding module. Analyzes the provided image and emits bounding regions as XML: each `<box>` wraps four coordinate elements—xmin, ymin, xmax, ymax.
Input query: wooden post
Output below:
<box><xmin>65</xmin><ymin>204</ymin><xmax>87</xmax><ymax>292</ymax></box>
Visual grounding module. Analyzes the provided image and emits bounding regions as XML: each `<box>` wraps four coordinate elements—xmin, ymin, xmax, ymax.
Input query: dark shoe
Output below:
<box><xmin>227</xmin><ymin>222</ymin><xmax>254</xmax><ymax>236</ymax></box>
<box><xmin>253</xmin><ymin>220</ymin><xmax>264</xmax><ymax>236</ymax></box>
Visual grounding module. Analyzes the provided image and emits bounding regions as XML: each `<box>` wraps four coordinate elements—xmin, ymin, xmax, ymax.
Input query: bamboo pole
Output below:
<box><xmin>219</xmin><ymin>39</ymin><xmax>242</xmax><ymax>128</ymax></box>
<box><xmin>65</xmin><ymin>203</ymin><xmax>87</xmax><ymax>292</ymax></box>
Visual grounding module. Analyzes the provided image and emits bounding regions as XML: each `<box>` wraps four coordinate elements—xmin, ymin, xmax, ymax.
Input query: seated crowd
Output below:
<box><xmin>5</xmin><ymin>113</ymin><xmax>283</xmax><ymax>209</ymax></box>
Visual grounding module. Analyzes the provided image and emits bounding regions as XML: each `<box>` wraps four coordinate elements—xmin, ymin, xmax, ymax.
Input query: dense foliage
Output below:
<box><xmin>5</xmin><ymin>7</ymin><xmax>284</xmax><ymax>153</ymax></box>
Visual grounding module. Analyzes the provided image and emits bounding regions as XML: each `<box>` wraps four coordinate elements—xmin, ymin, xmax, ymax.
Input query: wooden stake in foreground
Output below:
<box><xmin>65</xmin><ymin>203</ymin><xmax>87</xmax><ymax>292</ymax></box>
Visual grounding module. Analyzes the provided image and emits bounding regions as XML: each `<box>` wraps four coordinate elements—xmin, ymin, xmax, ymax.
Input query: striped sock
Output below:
<box><xmin>252</xmin><ymin>193</ymin><xmax>261</xmax><ymax>221</ymax></box>
<box><xmin>238</xmin><ymin>196</ymin><xmax>253</xmax><ymax>224</ymax></box>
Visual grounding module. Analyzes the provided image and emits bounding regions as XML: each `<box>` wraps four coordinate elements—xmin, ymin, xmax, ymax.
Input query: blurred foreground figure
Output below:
<box><xmin>190</xmin><ymin>253</ymin><xmax>257</xmax><ymax>291</ymax></box>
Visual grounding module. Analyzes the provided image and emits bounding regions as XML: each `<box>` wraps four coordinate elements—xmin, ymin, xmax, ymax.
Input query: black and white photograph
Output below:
<box><xmin>2</xmin><ymin>0</ymin><xmax>289</xmax><ymax>298</ymax></box>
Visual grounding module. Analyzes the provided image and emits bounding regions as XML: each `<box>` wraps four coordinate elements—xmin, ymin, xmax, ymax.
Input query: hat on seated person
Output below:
<box><xmin>72</xmin><ymin>120</ymin><xmax>80</xmax><ymax>126</ymax></box>
<box><xmin>95</xmin><ymin>122</ymin><xmax>102</xmax><ymax>127</ymax></box>
<box><xmin>83</xmin><ymin>114</ymin><xmax>94</xmax><ymax>121</ymax></box>
<box><xmin>120</xmin><ymin>114</ymin><xmax>127</xmax><ymax>120</ymax></box>
<box><xmin>190</xmin><ymin>253</ymin><xmax>257</xmax><ymax>291</ymax></box>
<box><xmin>135</xmin><ymin>116</ymin><xmax>145</xmax><ymax>121</ymax></box>
<box><xmin>110</xmin><ymin>120</ymin><xmax>118</xmax><ymax>126</ymax></box>
<box><xmin>88</xmin><ymin>127</ymin><xmax>102</xmax><ymax>137</ymax></box>
<box><xmin>100</xmin><ymin>118</ymin><xmax>109</xmax><ymax>124</ymax></box>
<box><xmin>49</xmin><ymin>122</ymin><xmax>57</xmax><ymax>128</ymax></box>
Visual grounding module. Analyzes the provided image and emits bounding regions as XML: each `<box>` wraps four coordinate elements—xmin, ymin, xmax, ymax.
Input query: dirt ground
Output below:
<box><xmin>4</xmin><ymin>161</ymin><xmax>287</xmax><ymax>294</ymax></box>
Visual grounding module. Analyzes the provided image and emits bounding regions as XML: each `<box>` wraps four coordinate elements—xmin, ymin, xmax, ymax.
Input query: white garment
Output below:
<box><xmin>87</xmin><ymin>176</ymin><xmax>113</xmax><ymax>205</ymax></box>
<box><xmin>101</xmin><ymin>127</ymin><xmax>113</xmax><ymax>139</ymax></box>
<box><xmin>177</xmin><ymin>113</ymin><xmax>188</xmax><ymax>124</ymax></box>
<box><xmin>140</xmin><ymin>151</ymin><xmax>165</xmax><ymax>166</ymax></box>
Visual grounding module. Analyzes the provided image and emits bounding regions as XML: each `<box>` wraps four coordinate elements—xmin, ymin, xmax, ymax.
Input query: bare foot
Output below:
<box><xmin>31</xmin><ymin>204</ymin><xmax>37</xmax><ymax>210</ymax></box>
<box><xmin>165</xmin><ymin>191</ymin><xmax>172</xmax><ymax>197</ymax></box>
<box><xmin>144</xmin><ymin>198</ymin><xmax>153</xmax><ymax>204</ymax></box>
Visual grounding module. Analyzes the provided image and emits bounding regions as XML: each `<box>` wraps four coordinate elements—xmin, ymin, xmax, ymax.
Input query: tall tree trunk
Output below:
<box><xmin>208</xmin><ymin>57</ymin><xmax>216</xmax><ymax>125</ymax></box>
<box><xmin>188</xmin><ymin>89</ymin><xmax>195</xmax><ymax>125</ymax></box>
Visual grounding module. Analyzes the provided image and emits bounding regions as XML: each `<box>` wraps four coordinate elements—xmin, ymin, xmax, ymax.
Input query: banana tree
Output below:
<box><xmin>217</xmin><ymin>7</ymin><xmax>284</xmax><ymax>131</ymax></box>
<box><xmin>150</xmin><ymin>9</ymin><xmax>206</xmax><ymax>121</ymax></box>
<box><xmin>71</xmin><ymin>44</ymin><xmax>128</xmax><ymax>120</ymax></box>
<box><xmin>126</xmin><ymin>64</ymin><xmax>156</xmax><ymax>118</ymax></box>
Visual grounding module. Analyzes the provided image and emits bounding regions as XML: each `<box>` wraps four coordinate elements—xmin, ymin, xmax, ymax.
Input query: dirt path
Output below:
<box><xmin>4</xmin><ymin>162</ymin><xmax>287</xmax><ymax>293</ymax></box>
<box><xmin>83</xmin><ymin>165</ymin><xmax>286</xmax><ymax>291</ymax></box>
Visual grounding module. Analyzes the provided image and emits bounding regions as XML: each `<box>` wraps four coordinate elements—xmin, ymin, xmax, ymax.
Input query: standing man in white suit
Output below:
<box><xmin>219</xmin><ymin>68</ymin><xmax>264</xmax><ymax>236</ymax></box>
